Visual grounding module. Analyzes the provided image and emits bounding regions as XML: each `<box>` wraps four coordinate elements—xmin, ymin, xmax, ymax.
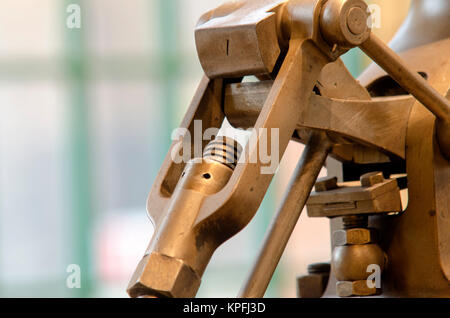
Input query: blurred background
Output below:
<box><xmin>0</xmin><ymin>0</ymin><xmax>410</xmax><ymax>297</ymax></box>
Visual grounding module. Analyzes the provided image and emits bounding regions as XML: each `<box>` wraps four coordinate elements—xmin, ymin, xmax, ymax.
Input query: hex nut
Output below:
<box><xmin>127</xmin><ymin>252</ymin><xmax>201</xmax><ymax>298</ymax></box>
<box><xmin>297</xmin><ymin>274</ymin><xmax>329</xmax><ymax>298</ymax></box>
<box><xmin>315</xmin><ymin>176</ymin><xmax>338</xmax><ymax>192</ymax></box>
<box><xmin>333</xmin><ymin>228</ymin><xmax>378</xmax><ymax>246</ymax></box>
<box><xmin>336</xmin><ymin>280</ymin><xmax>378</xmax><ymax>297</ymax></box>
<box><xmin>360</xmin><ymin>171</ymin><xmax>384</xmax><ymax>187</ymax></box>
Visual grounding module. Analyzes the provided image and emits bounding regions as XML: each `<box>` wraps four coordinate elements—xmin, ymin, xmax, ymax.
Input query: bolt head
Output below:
<box><xmin>297</xmin><ymin>274</ymin><xmax>329</xmax><ymax>298</ymax></box>
<box><xmin>360</xmin><ymin>171</ymin><xmax>384</xmax><ymax>187</ymax></box>
<box><xmin>334</xmin><ymin>228</ymin><xmax>378</xmax><ymax>246</ymax></box>
<box><xmin>127</xmin><ymin>252</ymin><xmax>201</xmax><ymax>298</ymax></box>
<box><xmin>315</xmin><ymin>176</ymin><xmax>338</xmax><ymax>192</ymax></box>
<box><xmin>336</xmin><ymin>280</ymin><xmax>378</xmax><ymax>297</ymax></box>
<box><xmin>320</xmin><ymin>0</ymin><xmax>371</xmax><ymax>48</ymax></box>
<box><xmin>347</xmin><ymin>7</ymin><xmax>367</xmax><ymax>35</ymax></box>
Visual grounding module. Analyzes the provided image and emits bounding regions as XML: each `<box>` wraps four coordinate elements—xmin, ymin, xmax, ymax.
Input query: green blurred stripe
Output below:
<box><xmin>63</xmin><ymin>0</ymin><xmax>93</xmax><ymax>297</ymax></box>
<box><xmin>0</xmin><ymin>54</ymin><xmax>201</xmax><ymax>81</ymax></box>
<box><xmin>156</xmin><ymin>0</ymin><xmax>181</xmax><ymax>141</ymax></box>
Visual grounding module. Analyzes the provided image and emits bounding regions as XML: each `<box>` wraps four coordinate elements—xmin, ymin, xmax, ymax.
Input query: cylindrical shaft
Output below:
<box><xmin>360</xmin><ymin>33</ymin><xmax>450</xmax><ymax>123</ymax></box>
<box><xmin>238</xmin><ymin>131</ymin><xmax>333</xmax><ymax>298</ymax></box>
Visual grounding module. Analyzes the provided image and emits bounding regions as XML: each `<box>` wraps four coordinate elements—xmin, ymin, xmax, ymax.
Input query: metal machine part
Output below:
<box><xmin>297</xmin><ymin>263</ymin><xmax>331</xmax><ymax>298</ymax></box>
<box><xmin>128</xmin><ymin>0</ymin><xmax>450</xmax><ymax>298</ymax></box>
<box><xmin>306</xmin><ymin>172</ymin><xmax>402</xmax><ymax>218</ymax></box>
<box><xmin>238</xmin><ymin>131</ymin><xmax>333</xmax><ymax>298</ymax></box>
<box><xmin>127</xmin><ymin>138</ymin><xmax>242</xmax><ymax>298</ymax></box>
<box><xmin>307</xmin><ymin>173</ymin><xmax>391</xmax><ymax>297</ymax></box>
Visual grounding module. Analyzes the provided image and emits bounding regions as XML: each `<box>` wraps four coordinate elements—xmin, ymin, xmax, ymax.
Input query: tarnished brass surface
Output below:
<box><xmin>238</xmin><ymin>131</ymin><xmax>333</xmax><ymax>298</ymax></box>
<box><xmin>131</xmin><ymin>0</ymin><xmax>336</xmax><ymax>298</ymax></box>
<box><xmin>332</xmin><ymin>244</ymin><xmax>386</xmax><ymax>281</ymax></box>
<box><xmin>195</xmin><ymin>0</ymin><xmax>287</xmax><ymax>78</ymax></box>
<box><xmin>360</xmin><ymin>34</ymin><xmax>450</xmax><ymax>160</ymax></box>
<box><xmin>224</xmin><ymin>82</ymin><xmax>415</xmax><ymax>160</ymax></box>
<box><xmin>297</xmin><ymin>274</ymin><xmax>329</xmax><ymax>298</ymax></box>
<box><xmin>129</xmin><ymin>0</ymin><xmax>450</xmax><ymax>298</ymax></box>
<box><xmin>128</xmin><ymin>156</ymin><xmax>235</xmax><ymax>297</ymax></box>
<box><xmin>333</xmin><ymin>228</ymin><xmax>378</xmax><ymax>246</ymax></box>
<box><xmin>306</xmin><ymin>177</ymin><xmax>402</xmax><ymax>218</ymax></box>
<box><xmin>336</xmin><ymin>280</ymin><xmax>377</xmax><ymax>297</ymax></box>
<box><xmin>315</xmin><ymin>176</ymin><xmax>338</xmax><ymax>193</ymax></box>
<box><xmin>297</xmin><ymin>263</ymin><xmax>330</xmax><ymax>298</ymax></box>
<box><xmin>128</xmin><ymin>252</ymin><xmax>201</xmax><ymax>298</ymax></box>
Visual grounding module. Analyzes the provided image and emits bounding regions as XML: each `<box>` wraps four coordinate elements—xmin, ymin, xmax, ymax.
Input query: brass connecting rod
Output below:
<box><xmin>238</xmin><ymin>131</ymin><xmax>333</xmax><ymax>298</ymax></box>
<box><xmin>361</xmin><ymin>33</ymin><xmax>450</xmax><ymax>123</ymax></box>
<box><xmin>320</xmin><ymin>0</ymin><xmax>450</xmax><ymax>158</ymax></box>
<box><xmin>360</xmin><ymin>33</ymin><xmax>450</xmax><ymax>158</ymax></box>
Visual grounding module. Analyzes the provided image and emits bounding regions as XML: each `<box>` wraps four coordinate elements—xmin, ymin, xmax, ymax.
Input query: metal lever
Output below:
<box><xmin>320</xmin><ymin>0</ymin><xmax>450</xmax><ymax>159</ymax></box>
<box><xmin>360</xmin><ymin>34</ymin><xmax>450</xmax><ymax>159</ymax></box>
<box><xmin>239</xmin><ymin>131</ymin><xmax>333</xmax><ymax>298</ymax></box>
<box><xmin>240</xmin><ymin>0</ymin><xmax>450</xmax><ymax>298</ymax></box>
<box><xmin>360</xmin><ymin>34</ymin><xmax>450</xmax><ymax>124</ymax></box>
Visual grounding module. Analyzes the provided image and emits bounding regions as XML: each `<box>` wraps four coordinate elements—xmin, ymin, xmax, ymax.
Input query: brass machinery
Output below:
<box><xmin>128</xmin><ymin>0</ymin><xmax>450</xmax><ymax>298</ymax></box>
